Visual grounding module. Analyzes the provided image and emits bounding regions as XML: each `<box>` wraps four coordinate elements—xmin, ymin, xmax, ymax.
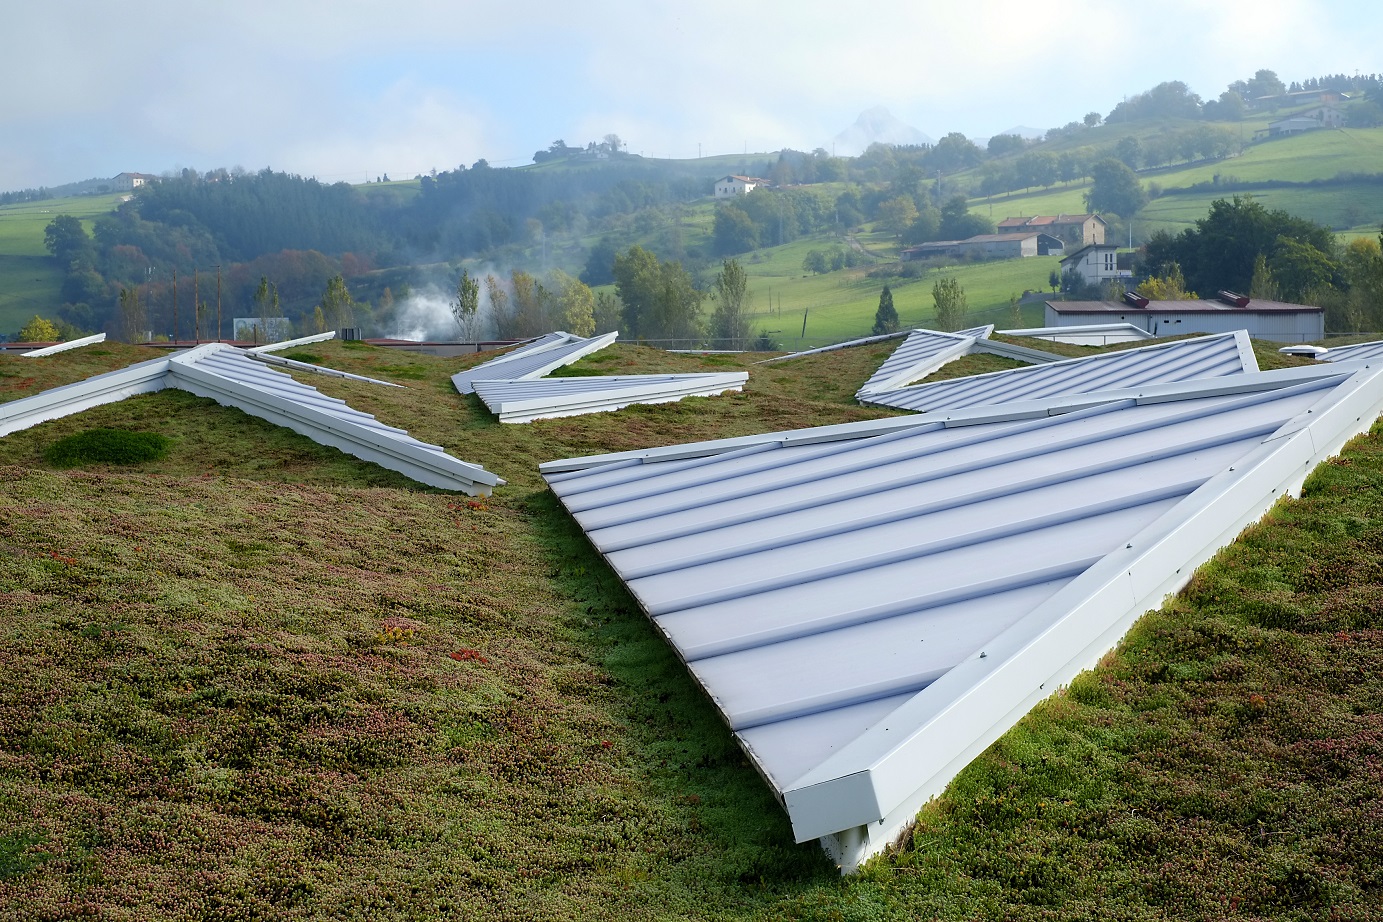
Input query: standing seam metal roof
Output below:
<box><xmin>860</xmin><ymin>332</ymin><xmax>1257</xmax><ymax>413</ymax></box>
<box><xmin>1320</xmin><ymin>340</ymin><xmax>1383</xmax><ymax>363</ymax></box>
<box><xmin>450</xmin><ymin>332</ymin><xmax>614</xmax><ymax>394</ymax></box>
<box><xmin>542</xmin><ymin>359</ymin><xmax>1381</xmax><ymax>870</ymax></box>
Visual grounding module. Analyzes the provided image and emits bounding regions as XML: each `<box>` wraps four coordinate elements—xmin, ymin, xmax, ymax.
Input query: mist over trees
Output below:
<box><xmin>20</xmin><ymin>65</ymin><xmax>1383</xmax><ymax>342</ymax></box>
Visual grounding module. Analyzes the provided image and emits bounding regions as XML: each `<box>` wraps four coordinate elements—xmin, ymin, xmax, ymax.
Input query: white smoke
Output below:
<box><xmin>387</xmin><ymin>280</ymin><xmax>500</xmax><ymax>342</ymax></box>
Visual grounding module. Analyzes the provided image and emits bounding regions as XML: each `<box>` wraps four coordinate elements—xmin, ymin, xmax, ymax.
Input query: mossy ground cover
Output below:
<box><xmin>1</xmin><ymin>339</ymin><xmax>1379</xmax><ymax>919</ymax></box>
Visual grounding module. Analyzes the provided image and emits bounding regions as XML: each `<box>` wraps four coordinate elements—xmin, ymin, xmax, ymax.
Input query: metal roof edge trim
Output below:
<box><xmin>1231</xmin><ymin>329</ymin><xmax>1260</xmax><ymax>373</ymax></box>
<box><xmin>247</xmin><ymin>351</ymin><xmax>405</xmax><ymax>387</ymax></box>
<box><xmin>753</xmin><ymin>331</ymin><xmax>912</xmax><ymax>364</ymax></box>
<box><xmin>855</xmin><ymin>335</ymin><xmax>977</xmax><ymax>396</ymax></box>
<box><xmin>20</xmin><ymin>333</ymin><xmax>107</xmax><ymax>357</ymax></box>
<box><xmin>483</xmin><ymin>373</ymin><xmax>748</xmax><ymax>421</ymax></box>
<box><xmin>997</xmin><ymin>323</ymin><xmax>1153</xmax><ymax>338</ymax></box>
<box><xmin>246</xmin><ymin>331</ymin><xmax>337</xmax><ymax>353</ymax></box>
<box><xmin>516</xmin><ymin>331</ymin><xmax>619</xmax><ymax>380</ymax></box>
<box><xmin>783</xmin><ymin>361</ymin><xmax>1383</xmax><ymax>843</ymax></box>
<box><xmin>967</xmin><ymin>339</ymin><xmax>1064</xmax><ymax>365</ymax></box>
<box><xmin>0</xmin><ymin>357</ymin><xmax>172</xmax><ymax>437</ymax></box>
<box><xmin>167</xmin><ymin>349</ymin><xmax>501</xmax><ymax>493</ymax></box>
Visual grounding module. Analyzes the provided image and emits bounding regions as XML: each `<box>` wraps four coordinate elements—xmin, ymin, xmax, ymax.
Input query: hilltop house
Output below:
<box><xmin>903</xmin><ymin>231</ymin><xmax>1063</xmax><ymax>262</ymax></box>
<box><xmin>1046</xmin><ymin>290</ymin><xmax>1323</xmax><ymax>343</ymax></box>
<box><xmin>997</xmin><ymin>213</ymin><xmax>1106</xmax><ymax>246</ymax></box>
<box><xmin>714</xmin><ymin>175</ymin><xmax>768</xmax><ymax>198</ymax></box>
<box><xmin>1266</xmin><ymin>106</ymin><xmax>1345</xmax><ymax>137</ymax></box>
<box><xmin>1059</xmin><ymin>244</ymin><xmax>1133</xmax><ymax>286</ymax></box>
<box><xmin>112</xmin><ymin>172</ymin><xmax>158</xmax><ymax>191</ymax></box>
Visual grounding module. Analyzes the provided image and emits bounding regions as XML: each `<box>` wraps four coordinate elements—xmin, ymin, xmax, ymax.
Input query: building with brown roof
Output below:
<box><xmin>997</xmin><ymin>213</ymin><xmax>1106</xmax><ymax>246</ymax></box>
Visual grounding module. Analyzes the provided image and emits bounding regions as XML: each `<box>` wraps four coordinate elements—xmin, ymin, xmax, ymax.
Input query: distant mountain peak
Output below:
<box><xmin>994</xmin><ymin>125</ymin><xmax>1046</xmax><ymax>141</ymax></box>
<box><xmin>831</xmin><ymin>108</ymin><xmax>933</xmax><ymax>156</ymax></box>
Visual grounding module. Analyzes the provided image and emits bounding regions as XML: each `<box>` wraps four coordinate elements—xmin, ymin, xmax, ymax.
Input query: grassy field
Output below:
<box><xmin>0</xmin><ymin>338</ymin><xmax>1379</xmax><ymax>919</ymax></box>
<box><xmin>0</xmin><ymin>194</ymin><xmax>125</xmax><ymax>334</ymax></box>
<box><xmin>1169</xmin><ymin>128</ymin><xmax>1383</xmax><ymax>186</ymax></box>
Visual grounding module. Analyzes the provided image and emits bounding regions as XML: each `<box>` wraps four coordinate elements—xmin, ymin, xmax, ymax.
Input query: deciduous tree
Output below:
<box><xmin>1085</xmin><ymin>159</ymin><xmax>1147</xmax><ymax>218</ymax></box>
<box><xmin>932</xmin><ymin>277</ymin><xmax>967</xmax><ymax>331</ymax></box>
<box><xmin>711</xmin><ymin>258</ymin><xmax>752</xmax><ymax>349</ymax></box>
<box><xmin>451</xmin><ymin>268</ymin><xmax>482</xmax><ymax>341</ymax></box>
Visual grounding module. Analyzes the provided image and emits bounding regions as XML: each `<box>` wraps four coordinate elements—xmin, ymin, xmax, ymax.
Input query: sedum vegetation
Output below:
<box><xmin>0</xmin><ymin>338</ymin><xmax>1379</xmax><ymax>920</ymax></box>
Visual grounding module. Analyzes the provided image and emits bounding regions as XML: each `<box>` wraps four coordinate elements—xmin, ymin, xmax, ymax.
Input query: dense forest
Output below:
<box><xmin>21</xmin><ymin>68</ymin><xmax>1383</xmax><ymax>342</ymax></box>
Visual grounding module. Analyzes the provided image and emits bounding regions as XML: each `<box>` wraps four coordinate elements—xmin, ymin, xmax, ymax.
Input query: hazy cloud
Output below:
<box><xmin>4</xmin><ymin>0</ymin><xmax>1380</xmax><ymax>189</ymax></box>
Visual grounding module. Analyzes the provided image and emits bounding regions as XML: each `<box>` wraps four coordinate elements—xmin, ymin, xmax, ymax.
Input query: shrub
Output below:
<box><xmin>44</xmin><ymin>428</ymin><xmax>171</xmax><ymax>468</ymax></box>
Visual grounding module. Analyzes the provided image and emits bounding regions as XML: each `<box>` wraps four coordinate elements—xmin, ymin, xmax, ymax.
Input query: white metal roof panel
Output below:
<box><xmin>754</xmin><ymin>331</ymin><xmax>912</xmax><ymax>365</ymax></box>
<box><xmin>998</xmin><ymin>323</ymin><xmax>1153</xmax><ymax>345</ymax></box>
<box><xmin>471</xmin><ymin>372</ymin><xmax>747</xmax><ymax>423</ymax></box>
<box><xmin>20</xmin><ymin>333</ymin><xmax>107</xmax><ymax>357</ymax></box>
<box><xmin>1320</xmin><ymin>340</ymin><xmax>1383</xmax><ymax>363</ymax></box>
<box><xmin>247</xmin><ymin>351</ymin><xmax>404</xmax><ymax>387</ymax></box>
<box><xmin>543</xmin><ymin>360</ymin><xmax>1380</xmax><ymax>870</ymax></box>
<box><xmin>0</xmin><ymin>345</ymin><xmax>501</xmax><ymax>495</ymax></box>
<box><xmin>247</xmin><ymin>331</ymin><xmax>337</xmax><ymax>353</ymax></box>
<box><xmin>855</xmin><ymin>329</ymin><xmax>977</xmax><ymax>396</ymax></box>
<box><xmin>861</xmin><ymin>332</ymin><xmax>1257</xmax><ymax>413</ymax></box>
<box><xmin>450</xmin><ymin>332</ymin><xmax>615</xmax><ymax>394</ymax></box>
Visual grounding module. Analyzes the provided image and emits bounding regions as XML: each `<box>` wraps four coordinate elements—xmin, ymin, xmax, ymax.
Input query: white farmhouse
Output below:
<box><xmin>1059</xmin><ymin>244</ymin><xmax>1133</xmax><ymax>286</ymax></box>
<box><xmin>714</xmin><ymin>175</ymin><xmax>765</xmax><ymax>198</ymax></box>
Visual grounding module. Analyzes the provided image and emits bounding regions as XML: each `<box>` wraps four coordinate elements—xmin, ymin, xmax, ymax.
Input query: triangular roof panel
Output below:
<box><xmin>861</xmin><ymin>332</ymin><xmax>1257</xmax><ymax>414</ymax></box>
<box><xmin>543</xmin><ymin>360</ymin><xmax>1382</xmax><ymax>870</ymax></box>
<box><xmin>471</xmin><ymin>372</ymin><xmax>747</xmax><ymax>423</ymax></box>
<box><xmin>451</xmin><ymin>332</ymin><xmax>616</xmax><ymax>394</ymax></box>
<box><xmin>0</xmin><ymin>344</ymin><xmax>501</xmax><ymax>495</ymax></box>
<box><xmin>1319</xmin><ymin>340</ymin><xmax>1383</xmax><ymax>363</ymax></box>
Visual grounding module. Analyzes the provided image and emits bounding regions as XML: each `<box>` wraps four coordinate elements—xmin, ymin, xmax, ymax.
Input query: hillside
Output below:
<box><xmin>2</xmin><ymin>92</ymin><xmax>1381</xmax><ymax>344</ymax></box>
<box><xmin>1</xmin><ymin>338</ymin><xmax>1380</xmax><ymax>919</ymax></box>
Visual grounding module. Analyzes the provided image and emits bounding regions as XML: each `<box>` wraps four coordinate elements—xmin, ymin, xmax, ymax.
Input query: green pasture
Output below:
<box><xmin>741</xmin><ymin>240</ymin><xmax>1057</xmax><ymax>346</ymax></box>
<box><xmin>1167</xmin><ymin>128</ymin><xmax>1383</xmax><ymax>186</ymax></box>
<box><xmin>0</xmin><ymin>256</ymin><xmax>63</xmax><ymax>334</ymax></box>
<box><xmin>1140</xmin><ymin>182</ymin><xmax>1383</xmax><ymax>235</ymax></box>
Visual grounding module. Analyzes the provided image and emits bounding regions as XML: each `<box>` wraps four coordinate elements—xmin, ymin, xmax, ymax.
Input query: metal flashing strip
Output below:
<box><xmin>0</xmin><ymin>345</ymin><xmax>501</xmax><ymax>494</ymax></box>
<box><xmin>542</xmin><ymin>360</ymin><xmax>1383</xmax><ymax>872</ymax></box>
<box><xmin>753</xmin><ymin>331</ymin><xmax>913</xmax><ymax>365</ymax></box>
<box><xmin>996</xmin><ymin>323</ymin><xmax>1154</xmax><ymax>345</ymax></box>
<box><xmin>860</xmin><ymin>332</ymin><xmax>1258</xmax><ymax>414</ymax></box>
<box><xmin>247</xmin><ymin>351</ymin><xmax>405</xmax><ymax>387</ymax></box>
<box><xmin>968</xmin><ymin>338</ymin><xmax>1064</xmax><ymax>365</ymax></box>
<box><xmin>246</xmin><ymin>331</ymin><xmax>337</xmax><ymax>353</ymax></box>
<box><xmin>471</xmin><ymin>373</ymin><xmax>748</xmax><ymax>423</ymax></box>
<box><xmin>0</xmin><ymin>356</ymin><xmax>171</xmax><ymax>437</ymax></box>
<box><xmin>20</xmin><ymin>333</ymin><xmax>107</xmax><ymax>357</ymax></box>
<box><xmin>450</xmin><ymin>332</ymin><xmax>614</xmax><ymax>394</ymax></box>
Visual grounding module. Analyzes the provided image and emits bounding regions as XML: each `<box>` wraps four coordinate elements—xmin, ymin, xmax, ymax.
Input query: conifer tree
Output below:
<box><xmin>872</xmin><ymin>285</ymin><xmax>898</xmax><ymax>335</ymax></box>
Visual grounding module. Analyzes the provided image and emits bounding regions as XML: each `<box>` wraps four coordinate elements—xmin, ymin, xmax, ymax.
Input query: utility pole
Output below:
<box><xmin>194</xmin><ymin>267</ymin><xmax>200</xmax><ymax>343</ymax></box>
<box><xmin>172</xmin><ymin>268</ymin><xmax>178</xmax><ymax>343</ymax></box>
<box><xmin>215</xmin><ymin>265</ymin><xmax>222</xmax><ymax>342</ymax></box>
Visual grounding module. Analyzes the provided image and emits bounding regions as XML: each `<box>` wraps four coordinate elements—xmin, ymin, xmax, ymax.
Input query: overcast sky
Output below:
<box><xmin>4</xmin><ymin>0</ymin><xmax>1378</xmax><ymax>191</ymax></box>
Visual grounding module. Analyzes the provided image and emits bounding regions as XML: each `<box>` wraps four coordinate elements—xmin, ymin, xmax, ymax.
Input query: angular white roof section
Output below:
<box><xmin>246</xmin><ymin>331</ymin><xmax>337</xmax><ymax>353</ymax></box>
<box><xmin>860</xmin><ymin>332</ymin><xmax>1258</xmax><ymax>414</ymax></box>
<box><xmin>21</xmin><ymin>333</ymin><xmax>107</xmax><ymax>357</ymax></box>
<box><xmin>542</xmin><ymin>358</ymin><xmax>1383</xmax><ymax>871</ymax></box>
<box><xmin>471</xmin><ymin>373</ymin><xmax>748</xmax><ymax>424</ymax></box>
<box><xmin>855</xmin><ymin>329</ymin><xmax>979</xmax><ymax>396</ymax></box>
<box><xmin>1319</xmin><ymin>340</ymin><xmax>1383</xmax><ymax>363</ymax></box>
<box><xmin>754</xmin><ymin>331</ymin><xmax>913</xmax><ymax>365</ymax></box>
<box><xmin>997</xmin><ymin>323</ymin><xmax>1154</xmax><ymax>346</ymax></box>
<box><xmin>451</xmin><ymin>332</ymin><xmax>617</xmax><ymax>394</ymax></box>
<box><xmin>0</xmin><ymin>344</ymin><xmax>501</xmax><ymax>495</ymax></box>
<box><xmin>247</xmin><ymin>350</ymin><xmax>404</xmax><ymax>387</ymax></box>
